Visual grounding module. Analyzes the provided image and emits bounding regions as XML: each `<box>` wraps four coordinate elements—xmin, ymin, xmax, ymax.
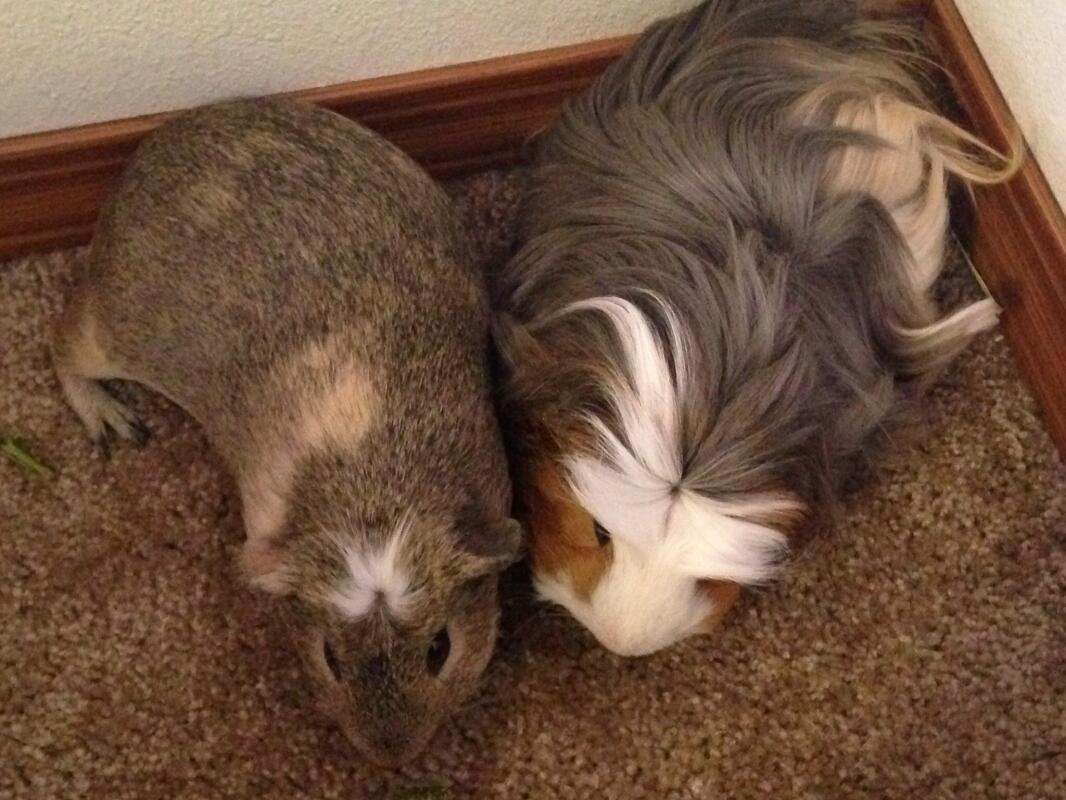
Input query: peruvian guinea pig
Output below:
<box><xmin>493</xmin><ymin>0</ymin><xmax>1018</xmax><ymax>657</ymax></box>
<box><xmin>51</xmin><ymin>98</ymin><xmax>521</xmax><ymax>765</ymax></box>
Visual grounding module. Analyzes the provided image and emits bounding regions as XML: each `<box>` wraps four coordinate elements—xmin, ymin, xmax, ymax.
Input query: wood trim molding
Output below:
<box><xmin>0</xmin><ymin>0</ymin><xmax>941</xmax><ymax>262</ymax></box>
<box><xmin>923</xmin><ymin>0</ymin><xmax>1066</xmax><ymax>461</ymax></box>
<box><xmin>0</xmin><ymin>36</ymin><xmax>634</xmax><ymax>259</ymax></box>
<box><xmin>1</xmin><ymin>0</ymin><xmax>1063</xmax><ymax>457</ymax></box>
<box><xmin>0</xmin><ymin>1</ymin><xmax>928</xmax><ymax>260</ymax></box>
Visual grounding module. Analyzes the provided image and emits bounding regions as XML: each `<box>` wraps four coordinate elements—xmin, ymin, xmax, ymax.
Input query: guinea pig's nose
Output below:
<box><xmin>363</xmin><ymin>748</ymin><xmax>409</xmax><ymax>770</ymax></box>
<box><xmin>362</xmin><ymin>734</ymin><xmax>426</xmax><ymax>769</ymax></box>
<box><xmin>341</xmin><ymin>726</ymin><xmax>406</xmax><ymax>769</ymax></box>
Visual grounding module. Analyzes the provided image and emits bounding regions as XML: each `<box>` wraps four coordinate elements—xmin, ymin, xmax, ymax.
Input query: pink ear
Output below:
<box><xmin>241</xmin><ymin>538</ymin><xmax>294</xmax><ymax>595</ymax></box>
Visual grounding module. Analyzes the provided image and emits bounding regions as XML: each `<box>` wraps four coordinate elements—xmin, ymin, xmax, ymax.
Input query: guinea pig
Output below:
<box><xmin>493</xmin><ymin>0</ymin><xmax>1018</xmax><ymax>657</ymax></box>
<box><xmin>51</xmin><ymin>98</ymin><xmax>520</xmax><ymax>765</ymax></box>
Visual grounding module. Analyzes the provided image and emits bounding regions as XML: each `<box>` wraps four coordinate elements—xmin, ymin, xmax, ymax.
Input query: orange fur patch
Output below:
<box><xmin>697</xmin><ymin>580</ymin><xmax>741</xmax><ymax>634</ymax></box>
<box><xmin>523</xmin><ymin>459</ymin><xmax>613</xmax><ymax>600</ymax></box>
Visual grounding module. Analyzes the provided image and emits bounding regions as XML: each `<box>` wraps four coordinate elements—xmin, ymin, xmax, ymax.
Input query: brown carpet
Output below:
<box><xmin>2</xmin><ymin>171</ymin><xmax>1065</xmax><ymax>800</ymax></box>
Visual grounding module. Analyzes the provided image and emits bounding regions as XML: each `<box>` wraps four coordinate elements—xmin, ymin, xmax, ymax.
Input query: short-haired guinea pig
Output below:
<box><xmin>494</xmin><ymin>0</ymin><xmax>1017</xmax><ymax>657</ymax></box>
<box><xmin>52</xmin><ymin>98</ymin><xmax>520</xmax><ymax>765</ymax></box>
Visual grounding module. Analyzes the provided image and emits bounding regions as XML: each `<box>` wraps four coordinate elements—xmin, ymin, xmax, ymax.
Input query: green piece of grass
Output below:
<box><xmin>1</xmin><ymin>435</ymin><xmax>56</xmax><ymax>479</ymax></box>
<box><xmin>392</xmin><ymin>785</ymin><xmax>452</xmax><ymax>800</ymax></box>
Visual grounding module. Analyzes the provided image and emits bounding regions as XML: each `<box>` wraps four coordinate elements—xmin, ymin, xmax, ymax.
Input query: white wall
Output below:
<box><xmin>956</xmin><ymin>0</ymin><xmax>1066</xmax><ymax>209</ymax></box>
<box><xmin>4</xmin><ymin>1</ymin><xmax>1062</xmax><ymax>209</ymax></box>
<box><xmin>0</xmin><ymin>0</ymin><xmax>689</xmax><ymax>138</ymax></box>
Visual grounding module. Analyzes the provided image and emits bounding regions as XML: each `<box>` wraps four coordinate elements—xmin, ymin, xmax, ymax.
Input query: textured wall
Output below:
<box><xmin>956</xmin><ymin>0</ymin><xmax>1066</xmax><ymax>209</ymax></box>
<box><xmin>0</xmin><ymin>0</ymin><xmax>688</xmax><ymax>138</ymax></box>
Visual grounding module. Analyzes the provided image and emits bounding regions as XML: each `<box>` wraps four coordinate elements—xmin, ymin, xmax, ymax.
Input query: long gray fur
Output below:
<box><xmin>495</xmin><ymin>0</ymin><xmax>992</xmax><ymax>505</ymax></box>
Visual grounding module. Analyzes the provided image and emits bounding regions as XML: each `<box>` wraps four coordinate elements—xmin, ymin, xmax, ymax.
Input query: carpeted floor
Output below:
<box><xmin>2</xmin><ymin>171</ymin><xmax>1065</xmax><ymax>800</ymax></box>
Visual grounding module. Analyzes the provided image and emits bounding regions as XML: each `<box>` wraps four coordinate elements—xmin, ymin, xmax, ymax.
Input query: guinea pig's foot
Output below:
<box><xmin>97</xmin><ymin>398</ymin><xmax>151</xmax><ymax>449</ymax></box>
<box><xmin>94</xmin><ymin>433</ymin><xmax>112</xmax><ymax>462</ymax></box>
<box><xmin>93</xmin><ymin>416</ymin><xmax>151</xmax><ymax>452</ymax></box>
<box><xmin>60</xmin><ymin>374</ymin><xmax>151</xmax><ymax>450</ymax></box>
<box><xmin>123</xmin><ymin>416</ymin><xmax>152</xmax><ymax>447</ymax></box>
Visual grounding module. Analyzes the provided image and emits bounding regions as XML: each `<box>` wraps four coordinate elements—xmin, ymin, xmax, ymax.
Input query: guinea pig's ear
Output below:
<box><xmin>455</xmin><ymin>504</ymin><xmax>525</xmax><ymax>575</ymax></box>
<box><xmin>241</xmin><ymin>538</ymin><xmax>296</xmax><ymax>595</ymax></box>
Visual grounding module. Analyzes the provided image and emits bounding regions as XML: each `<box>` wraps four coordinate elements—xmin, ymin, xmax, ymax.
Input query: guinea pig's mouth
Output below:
<box><xmin>308</xmin><ymin>669</ymin><xmax>440</xmax><ymax>766</ymax></box>
<box><xmin>341</xmin><ymin>723</ymin><xmax>437</xmax><ymax>768</ymax></box>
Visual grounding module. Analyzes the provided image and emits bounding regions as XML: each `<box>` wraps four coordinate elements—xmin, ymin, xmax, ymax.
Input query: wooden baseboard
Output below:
<box><xmin>2</xmin><ymin>0</ymin><xmax>1063</xmax><ymax>458</ymax></box>
<box><xmin>923</xmin><ymin>0</ymin><xmax>1066</xmax><ymax>462</ymax></box>
<box><xmin>0</xmin><ymin>0</ymin><xmax>928</xmax><ymax>262</ymax></box>
<box><xmin>0</xmin><ymin>37</ymin><xmax>634</xmax><ymax>259</ymax></box>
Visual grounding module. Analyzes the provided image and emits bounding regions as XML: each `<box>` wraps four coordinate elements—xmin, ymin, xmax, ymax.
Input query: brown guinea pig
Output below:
<box><xmin>52</xmin><ymin>98</ymin><xmax>520</xmax><ymax>765</ymax></box>
<box><xmin>493</xmin><ymin>0</ymin><xmax>1017</xmax><ymax>657</ymax></box>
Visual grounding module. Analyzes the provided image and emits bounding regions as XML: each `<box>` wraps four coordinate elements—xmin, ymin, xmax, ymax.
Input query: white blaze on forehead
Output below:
<box><xmin>330</xmin><ymin>515</ymin><xmax>418</xmax><ymax>621</ymax></box>
<box><xmin>563</xmin><ymin>294</ymin><xmax>688</xmax><ymax>489</ymax></box>
<box><xmin>664</xmin><ymin>492</ymin><xmax>792</xmax><ymax>584</ymax></box>
<box><xmin>562</xmin><ymin>295</ymin><xmax>790</xmax><ymax>581</ymax></box>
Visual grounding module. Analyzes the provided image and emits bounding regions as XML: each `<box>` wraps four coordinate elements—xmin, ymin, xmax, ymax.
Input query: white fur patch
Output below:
<box><xmin>894</xmin><ymin>297</ymin><xmax>1000</xmax><ymax>343</ymax></box>
<box><xmin>541</xmin><ymin>485</ymin><xmax>792</xmax><ymax>655</ymax></box>
<box><xmin>329</xmin><ymin>515</ymin><xmax>417</xmax><ymax>621</ymax></box>
<box><xmin>549</xmin><ymin>296</ymin><xmax>794</xmax><ymax>654</ymax></box>
<box><xmin>536</xmin><ymin>543</ymin><xmax>712</xmax><ymax>657</ymax></box>
<box><xmin>563</xmin><ymin>294</ymin><xmax>687</xmax><ymax>477</ymax></box>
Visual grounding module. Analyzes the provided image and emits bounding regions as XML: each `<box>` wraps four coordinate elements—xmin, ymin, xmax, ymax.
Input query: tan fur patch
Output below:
<box><xmin>524</xmin><ymin>458</ymin><xmax>613</xmax><ymax>601</ymax></box>
<box><xmin>241</xmin><ymin>336</ymin><xmax>378</xmax><ymax>541</ymax></box>
<box><xmin>822</xmin><ymin>95</ymin><xmax>949</xmax><ymax>296</ymax></box>
<box><xmin>298</xmin><ymin>362</ymin><xmax>377</xmax><ymax>453</ymax></box>
<box><xmin>826</xmin><ymin>96</ymin><xmax>926</xmax><ymax>205</ymax></box>
<box><xmin>181</xmin><ymin>176</ymin><xmax>241</xmax><ymax>231</ymax></box>
<box><xmin>259</xmin><ymin>334</ymin><xmax>379</xmax><ymax>455</ymax></box>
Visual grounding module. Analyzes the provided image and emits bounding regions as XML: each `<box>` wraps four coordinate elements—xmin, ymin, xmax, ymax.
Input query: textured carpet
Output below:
<box><xmin>2</xmin><ymin>171</ymin><xmax>1065</xmax><ymax>800</ymax></box>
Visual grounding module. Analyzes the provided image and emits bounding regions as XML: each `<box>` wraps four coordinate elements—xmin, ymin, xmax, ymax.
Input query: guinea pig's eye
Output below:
<box><xmin>426</xmin><ymin>628</ymin><xmax>450</xmax><ymax>677</ymax></box>
<box><xmin>593</xmin><ymin>521</ymin><xmax>611</xmax><ymax>547</ymax></box>
<box><xmin>322</xmin><ymin>640</ymin><xmax>342</xmax><ymax>681</ymax></box>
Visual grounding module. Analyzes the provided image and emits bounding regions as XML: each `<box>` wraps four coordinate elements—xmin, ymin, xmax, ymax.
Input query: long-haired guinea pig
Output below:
<box><xmin>493</xmin><ymin>0</ymin><xmax>1018</xmax><ymax>657</ymax></box>
<box><xmin>52</xmin><ymin>98</ymin><xmax>520</xmax><ymax>765</ymax></box>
